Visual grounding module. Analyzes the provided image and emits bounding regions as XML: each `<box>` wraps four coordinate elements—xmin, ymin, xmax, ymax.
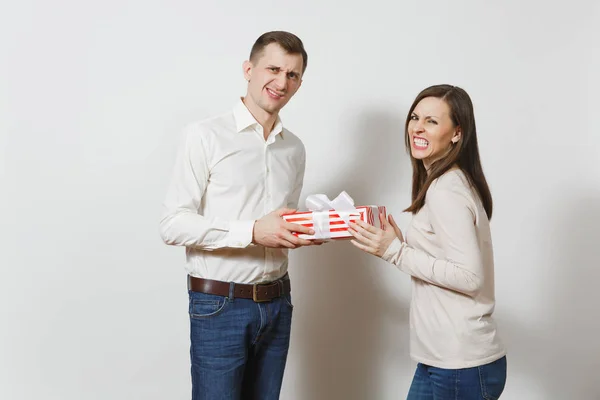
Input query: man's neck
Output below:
<box><xmin>242</xmin><ymin>96</ymin><xmax>278</xmax><ymax>139</ymax></box>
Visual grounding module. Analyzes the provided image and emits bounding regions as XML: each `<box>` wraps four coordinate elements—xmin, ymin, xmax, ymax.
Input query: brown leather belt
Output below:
<box><xmin>188</xmin><ymin>274</ymin><xmax>291</xmax><ymax>303</ymax></box>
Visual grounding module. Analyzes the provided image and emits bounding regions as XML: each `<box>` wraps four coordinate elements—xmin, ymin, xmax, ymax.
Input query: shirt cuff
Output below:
<box><xmin>228</xmin><ymin>220</ymin><xmax>255</xmax><ymax>248</ymax></box>
<box><xmin>382</xmin><ymin>237</ymin><xmax>405</xmax><ymax>263</ymax></box>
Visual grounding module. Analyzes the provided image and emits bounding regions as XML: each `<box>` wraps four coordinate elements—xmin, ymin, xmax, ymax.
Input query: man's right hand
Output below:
<box><xmin>252</xmin><ymin>208</ymin><xmax>316</xmax><ymax>248</ymax></box>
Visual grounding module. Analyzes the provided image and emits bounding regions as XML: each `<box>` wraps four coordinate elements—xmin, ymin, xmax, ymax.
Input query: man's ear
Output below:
<box><xmin>242</xmin><ymin>60</ymin><xmax>252</xmax><ymax>82</ymax></box>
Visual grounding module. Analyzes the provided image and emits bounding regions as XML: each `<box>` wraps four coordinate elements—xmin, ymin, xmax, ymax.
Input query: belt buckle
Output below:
<box><xmin>252</xmin><ymin>283</ymin><xmax>269</xmax><ymax>303</ymax></box>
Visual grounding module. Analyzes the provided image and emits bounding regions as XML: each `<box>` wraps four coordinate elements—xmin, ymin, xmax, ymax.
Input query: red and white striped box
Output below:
<box><xmin>282</xmin><ymin>205</ymin><xmax>387</xmax><ymax>240</ymax></box>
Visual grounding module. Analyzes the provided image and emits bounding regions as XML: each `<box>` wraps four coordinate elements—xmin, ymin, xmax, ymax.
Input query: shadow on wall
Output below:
<box><xmin>284</xmin><ymin>109</ymin><xmax>414</xmax><ymax>400</ymax></box>
<box><xmin>499</xmin><ymin>190</ymin><xmax>600</xmax><ymax>399</ymax></box>
<box><xmin>543</xmin><ymin>192</ymin><xmax>598</xmax><ymax>398</ymax></box>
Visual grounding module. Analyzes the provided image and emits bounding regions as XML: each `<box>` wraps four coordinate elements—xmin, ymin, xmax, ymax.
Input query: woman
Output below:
<box><xmin>349</xmin><ymin>85</ymin><xmax>507</xmax><ymax>399</ymax></box>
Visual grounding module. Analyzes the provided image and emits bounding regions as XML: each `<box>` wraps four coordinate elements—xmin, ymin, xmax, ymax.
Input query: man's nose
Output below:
<box><xmin>273</xmin><ymin>73</ymin><xmax>287</xmax><ymax>91</ymax></box>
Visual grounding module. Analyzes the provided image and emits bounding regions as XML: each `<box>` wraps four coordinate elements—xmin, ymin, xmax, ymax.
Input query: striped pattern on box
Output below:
<box><xmin>282</xmin><ymin>205</ymin><xmax>387</xmax><ymax>240</ymax></box>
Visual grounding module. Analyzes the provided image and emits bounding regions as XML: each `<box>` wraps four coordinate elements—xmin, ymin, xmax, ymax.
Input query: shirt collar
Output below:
<box><xmin>233</xmin><ymin>98</ymin><xmax>284</xmax><ymax>139</ymax></box>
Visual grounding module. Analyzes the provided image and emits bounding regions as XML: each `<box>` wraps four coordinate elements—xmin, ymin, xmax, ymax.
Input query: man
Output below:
<box><xmin>160</xmin><ymin>31</ymin><xmax>314</xmax><ymax>400</ymax></box>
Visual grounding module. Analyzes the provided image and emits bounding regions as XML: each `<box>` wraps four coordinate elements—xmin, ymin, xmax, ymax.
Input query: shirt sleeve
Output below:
<box><xmin>381</xmin><ymin>185</ymin><xmax>484</xmax><ymax>297</ymax></box>
<box><xmin>159</xmin><ymin>126</ymin><xmax>254</xmax><ymax>250</ymax></box>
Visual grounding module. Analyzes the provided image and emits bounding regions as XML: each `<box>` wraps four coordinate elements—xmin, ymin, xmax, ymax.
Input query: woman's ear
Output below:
<box><xmin>452</xmin><ymin>127</ymin><xmax>462</xmax><ymax>144</ymax></box>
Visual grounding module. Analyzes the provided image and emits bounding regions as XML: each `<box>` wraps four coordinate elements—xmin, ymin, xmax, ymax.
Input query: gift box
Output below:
<box><xmin>282</xmin><ymin>191</ymin><xmax>386</xmax><ymax>240</ymax></box>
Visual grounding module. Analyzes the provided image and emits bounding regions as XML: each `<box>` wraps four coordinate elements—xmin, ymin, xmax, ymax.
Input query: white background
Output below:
<box><xmin>2</xmin><ymin>1</ymin><xmax>599</xmax><ymax>399</ymax></box>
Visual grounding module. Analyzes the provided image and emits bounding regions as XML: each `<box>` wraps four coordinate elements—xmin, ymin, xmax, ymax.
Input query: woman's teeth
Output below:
<box><xmin>414</xmin><ymin>138</ymin><xmax>429</xmax><ymax>148</ymax></box>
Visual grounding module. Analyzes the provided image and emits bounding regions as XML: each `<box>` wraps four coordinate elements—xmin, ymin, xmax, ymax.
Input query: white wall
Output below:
<box><xmin>2</xmin><ymin>1</ymin><xmax>599</xmax><ymax>399</ymax></box>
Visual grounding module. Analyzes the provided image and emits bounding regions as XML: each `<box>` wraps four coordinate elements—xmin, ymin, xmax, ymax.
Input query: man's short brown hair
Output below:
<box><xmin>249</xmin><ymin>31</ymin><xmax>308</xmax><ymax>74</ymax></box>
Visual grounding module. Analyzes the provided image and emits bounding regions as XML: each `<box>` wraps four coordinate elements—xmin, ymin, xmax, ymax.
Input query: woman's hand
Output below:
<box><xmin>348</xmin><ymin>213</ymin><xmax>404</xmax><ymax>257</ymax></box>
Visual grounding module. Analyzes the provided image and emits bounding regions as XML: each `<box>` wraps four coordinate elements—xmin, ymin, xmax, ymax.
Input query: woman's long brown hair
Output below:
<box><xmin>404</xmin><ymin>85</ymin><xmax>493</xmax><ymax>219</ymax></box>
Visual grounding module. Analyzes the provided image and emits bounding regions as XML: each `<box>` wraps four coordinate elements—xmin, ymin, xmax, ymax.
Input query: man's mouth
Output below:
<box><xmin>266</xmin><ymin>88</ymin><xmax>284</xmax><ymax>99</ymax></box>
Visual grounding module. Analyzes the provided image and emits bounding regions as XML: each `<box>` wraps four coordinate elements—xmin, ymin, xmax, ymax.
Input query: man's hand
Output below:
<box><xmin>252</xmin><ymin>208</ymin><xmax>316</xmax><ymax>249</ymax></box>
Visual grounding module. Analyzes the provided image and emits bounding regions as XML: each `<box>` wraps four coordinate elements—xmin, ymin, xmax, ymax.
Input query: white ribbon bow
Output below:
<box><xmin>304</xmin><ymin>191</ymin><xmax>359</xmax><ymax>239</ymax></box>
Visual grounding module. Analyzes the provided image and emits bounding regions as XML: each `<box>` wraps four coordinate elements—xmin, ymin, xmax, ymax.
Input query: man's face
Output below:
<box><xmin>243</xmin><ymin>43</ymin><xmax>304</xmax><ymax>115</ymax></box>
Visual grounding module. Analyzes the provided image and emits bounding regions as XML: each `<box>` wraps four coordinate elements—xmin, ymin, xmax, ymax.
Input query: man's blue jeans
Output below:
<box><xmin>407</xmin><ymin>356</ymin><xmax>507</xmax><ymax>400</ymax></box>
<box><xmin>188</xmin><ymin>289</ymin><xmax>294</xmax><ymax>400</ymax></box>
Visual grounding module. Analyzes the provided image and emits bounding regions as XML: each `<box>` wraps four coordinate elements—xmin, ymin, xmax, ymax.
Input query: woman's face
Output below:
<box><xmin>407</xmin><ymin>96</ymin><xmax>461</xmax><ymax>169</ymax></box>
